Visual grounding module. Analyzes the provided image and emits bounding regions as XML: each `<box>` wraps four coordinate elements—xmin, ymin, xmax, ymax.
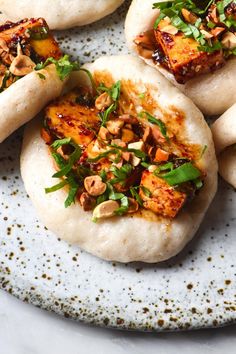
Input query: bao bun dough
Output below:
<box><xmin>0</xmin><ymin>65</ymin><xmax>65</xmax><ymax>143</ymax></box>
<box><xmin>212</xmin><ymin>103</ymin><xmax>236</xmax><ymax>187</ymax></box>
<box><xmin>125</xmin><ymin>0</ymin><xmax>236</xmax><ymax>116</ymax></box>
<box><xmin>21</xmin><ymin>55</ymin><xmax>218</xmax><ymax>263</ymax></box>
<box><xmin>0</xmin><ymin>0</ymin><xmax>124</xmax><ymax>30</ymax></box>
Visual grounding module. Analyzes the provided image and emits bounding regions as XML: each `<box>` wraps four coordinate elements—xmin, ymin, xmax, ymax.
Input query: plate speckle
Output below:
<box><xmin>0</xmin><ymin>1</ymin><xmax>235</xmax><ymax>331</ymax></box>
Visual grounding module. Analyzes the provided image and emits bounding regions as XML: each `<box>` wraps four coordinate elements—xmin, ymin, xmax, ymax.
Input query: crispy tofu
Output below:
<box><xmin>139</xmin><ymin>170</ymin><xmax>186</xmax><ymax>218</ymax></box>
<box><xmin>154</xmin><ymin>19</ymin><xmax>224</xmax><ymax>83</ymax></box>
<box><xmin>0</xmin><ymin>18</ymin><xmax>61</xmax><ymax>60</ymax></box>
<box><xmin>45</xmin><ymin>89</ymin><xmax>100</xmax><ymax>147</ymax></box>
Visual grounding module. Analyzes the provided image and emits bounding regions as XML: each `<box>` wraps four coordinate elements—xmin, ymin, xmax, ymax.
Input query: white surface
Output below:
<box><xmin>0</xmin><ymin>290</ymin><xmax>235</xmax><ymax>354</ymax></box>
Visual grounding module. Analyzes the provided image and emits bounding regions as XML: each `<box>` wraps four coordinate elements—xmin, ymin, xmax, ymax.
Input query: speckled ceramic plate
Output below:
<box><xmin>0</xmin><ymin>2</ymin><xmax>236</xmax><ymax>332</ymax></box>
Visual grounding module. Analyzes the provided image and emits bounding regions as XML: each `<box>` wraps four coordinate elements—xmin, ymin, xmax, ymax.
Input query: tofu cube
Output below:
<box><xmin>154</xmin><ymin>19</ymin><xmax>225</xmax><ymax>83</ymax></box>
<box><xmin>139</xmin><ymin>170</ymin><xmax>186</xmax><ymax>218</ymax></box>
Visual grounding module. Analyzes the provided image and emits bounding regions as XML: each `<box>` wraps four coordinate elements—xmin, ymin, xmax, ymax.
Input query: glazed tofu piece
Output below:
<box><xmin>154</xmin><ymin>19</ymin><xmax>224</xmax><ymax>83</ymax></box>
<box><xmin>139</xmin><ymin>170</ymin><xmax>186</xmax><ymax>218</ymax></box>
<box><xmin>0</xmin><ymin>18</ymin><xmax>62</xmax><ymax>60</ymax></box>
<box><xmin>45</xmin><ymin>89</ymin><xmax>100</xmax><ymax>147</ymax></box>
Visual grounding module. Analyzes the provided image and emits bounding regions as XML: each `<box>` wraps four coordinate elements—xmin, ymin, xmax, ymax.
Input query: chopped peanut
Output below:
<box><xmin>142</xmin><ymin>126</ymin><xmax>152</xmax><ymax>143</ymax></box>
<box><xmin>119</xmin><ymin>114</ymin><xmax>138</xmax><ymax>124</ymax></box>
<box><xmin>95</xmin><ymin>92</ymin><xmax>112</xmax><ymax>110</ymax></box>
<box><xmin>222</xmin><ymin>32</ymin><xmax>236</xmax><ymax>49</ymax></box>
<box><xmin>211</xmin><ymin>27</ymin><xmax>225</xmax><ymax>37</ymax></box>
<box><xmin>148</xmin><ymin>165</ymin><xmax>157</xmax><ymax>173</ymax></box>
<box><xmin>160</xmin><ymin>25</ymin><xmax>178</xmax><ymax>35</ymax></box>
<box><xmin>154</xmin><ymin>148</ymin><xmax>169</xmax><ymax>162</ymax></box>
<box><xmin>93</xmin><ymin>200</ymin><xmax>119</xmax><ymax>220</ymax></box>
<box><xmin>84</xmin><ymin>175</ymin><xmax>107</xmax><ymax>197</ymax></box>
<box><xmin>200</xmin><ymin>29</ymin><xmax>213</xmax><ymax>39</ymax></box>
<box><xmin>80</xmin><ymin>192</ymin><xmax>96</xmax><ymax>211</ymax></box>
<box><xmin>91</xmin><ymin>139</ymin><xmax>108</xmax><ymax>154</ymax></box>
<box><xmin>9</xmin><ymin>53</ymin><xmax>36</xmax><ymax>76</ymax></box>
<box><xmin>127</xmin><ymin>141</ymin><xmax>144</xmax><ymax>166</ymax></box>
<box><xmin>127</xmin><ymin>198</ymin><xmax>139</xmax><ymax>214</ymax></box>
<box><xmin>112</xmin><ymin>159</ymin><xmax>123</xmax><ymax>168</ymax></box>
<box><xmin>122</xmin><ymin>128</ymin><xmax>135</xmax><ymax>143</ymax></box>
<box><xmin>98</xmin><ymin>126</ymin><xmax>110</xmax><ymax>141</ymax></box>
<box><xmin>111</xmin><ymin>139</ymin><xmax>126</xmax><ymax>148</ymax></box>
<box><xmin>181</xmin><ymin>8</ymin><xmax>198</xmax><ymax>24</ymax></box>
<box><xmin>130</xmin><ymin>155</ymin><xmax>141</xmax><ymax>167</ymax></box>
<box><xmin>122</xmin><ymin>151</ymin><xmax>131</xmax><ymax>162</ymax></box>
<box><xmin>128</xmin><ymin>141</ymin><xmax>144</xmax><ymax>151</ymax></box>
<box><xmin>106</xmin><ymin>119</ymin><xmax>124</xmax><ymax>135</ymax></box>
<box><xmin>209</xmin><ymin>6</ymin><xmax>218</xmax><ymax>23</ymax></box>
<box><xmin>152</xmin><ymin>126</ymin><xmax>166</xmax><ymax>144</ymax></box>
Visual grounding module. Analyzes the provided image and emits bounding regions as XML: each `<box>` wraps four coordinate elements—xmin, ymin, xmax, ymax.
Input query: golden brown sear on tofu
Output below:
<box><xmin>0</xmin><ymin>18</ymin><xmax>61</xmax><ymax>60</ymax></box>
<box><xmin>0</xmin><ymin>18</ymin><xmax>62</xmax><ymax>90</ymax></box>
<box><xmin>140</xmin><ymin>171</ymin><xmax>186</xmax><ymax>218</ymax></box>
<box><xmin>154</xmin><ymin>19</ymin><xmax>224</xmax><ymax>84</ymax></box>
<box><xmin>42</xmin><ymin>81</ymin><xmax>204</xmax><ymax>221</ymax></box>
<box><xmin>45</xmin><ymin>89</ymin><xmax>100</xmax><ymax>147</ymax></box>
<box><xmin>134</xmin><ymin>1</ymin><xmax>236</xmax><ymax>83</ymax></box>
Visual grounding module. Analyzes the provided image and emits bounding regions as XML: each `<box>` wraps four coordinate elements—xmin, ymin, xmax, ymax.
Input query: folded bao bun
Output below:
<box><xmin>125</xmin><ymin>0</ymin><xmax>236</xmax><ymax>116</ymax></box>
<box><xmin>212</xmin><ymin>103</ymin><xmax>236</xmax><ymax>187</ymax></box>
<box><xmin>0</xmin><ymin>0</ymin><xmax>125</xmax><ymax>30</ymax></box>
<box><xmin>21</xmin><ymin>55</ymin><xmax>218</xmax><ymax>263</ymax></box>
<box><xmin>0</xmin><ymin>18</ymin><xmax>67</xmax><ymax>143</ymax></box>
<box><xmin>0</xmin><ymin>65</ymin><xmax>65</xmax><ymax>143</ymax></box>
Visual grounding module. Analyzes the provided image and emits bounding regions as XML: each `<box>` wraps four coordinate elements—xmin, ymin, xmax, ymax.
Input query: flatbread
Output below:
<box><xmin>0</xmin><ymin>0</ymin><xmax>124</xmax><ymax>30</ymax></box>
<box><xmin>211</xmin><ymin>103</ymin><xmax>236</xmax><ymax>187</ymax></box>
<box><xmin>21</xmin><ymin>55</ymin><xmax>218</xmax><ymax>263</ymax></box>
<box><xmin>125</xmin><ymin>0</ymin><xmax>236</xmax><ymax>116</ymax></box>
<box><xmin>0</xmin><ymin>65</ymin><xmax>65</xmax><ymax>143</ymax></box>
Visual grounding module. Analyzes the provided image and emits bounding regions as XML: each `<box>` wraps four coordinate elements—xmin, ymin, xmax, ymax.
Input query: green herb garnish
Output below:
<box><xmin>97</xmin><ymin>80</ymin><xmax>121</xmax><ymax>101</ymax></box>
<box><xmin>114</xmin><ymin>196</ymin><xmax>129</xmax><ymax>215</ymax></box>
<box><xmin>87</xmin><ymin>148</ymin><xmax>118</xmax><ymax>163</ymax></box>
<box><xmin>153</xmin><ymin>162</ymin><xmax>174</xmax><ymax>176</ymax></box>
<box><xmin>64</xmin><ymin>176</ymin><xmax>79</xmax><ymax>208</ymax></box>
<box><xmin>35</xmin><ymin>54</ymin><xmax>80</xmax><ymax>81</ymax></box>
<box><xmin>45</xmin><ymin>180</ymin><xmax>68</xmax><ymax>194</ymax></box>
<box><xmin>140</xmin><ymin>111</ymin><xmax>169</xmax><ymax>141</ymax></box>
<box><xmin>110</xmin><ymin>163</ymin><xmax>133</xmax><ymax>185</ymax></box>
<box><xmin>97</xmin><ymin>81</ymin><xmax>121</xmax><ymax>126</ymax></box>
<box><xmin>27</xmin><ymin>26</ymin><xmax>49</xmax><ymax>40</ymax></box>
<box><xmin>161</xmin><ymin>162</ymin><xmax>201</xmax><ymax>186</ymax></box>
<box><xmin>52</xmin><ymin>144</ymin><xmax>81</xmax><ymax>178</ymax></box>
<box><xmin>51</xmin><ymin>137</ymin><xmax>72</xmax><ymax>149</ymax></box>
<box><xmin>141</xmin><ymin>186</ymin><xmax>152</xmax><ymax>197</ymax></box>
<box><xmin>109</xmin><ymin>144</ymin><xmax>148</xmax><ymax>160</ymax></box>
<box><xmin>45</xmin><ymin>152</ymin><xmax>79</xmax><ymax>208</ymax></box>
<box><xmin>130</xmin><ymin>186</ymin><xmax>143</xmax><ymax>206</ymax></box>
<box><xmin>99</xmin><ymin>103</ymin><xmax>116</xmax><ymax>127</ymax></box>
<box><xmin>99</xmin><ymin>169</ymin><xmax>107</xmax><ymax>182</ymax></box>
